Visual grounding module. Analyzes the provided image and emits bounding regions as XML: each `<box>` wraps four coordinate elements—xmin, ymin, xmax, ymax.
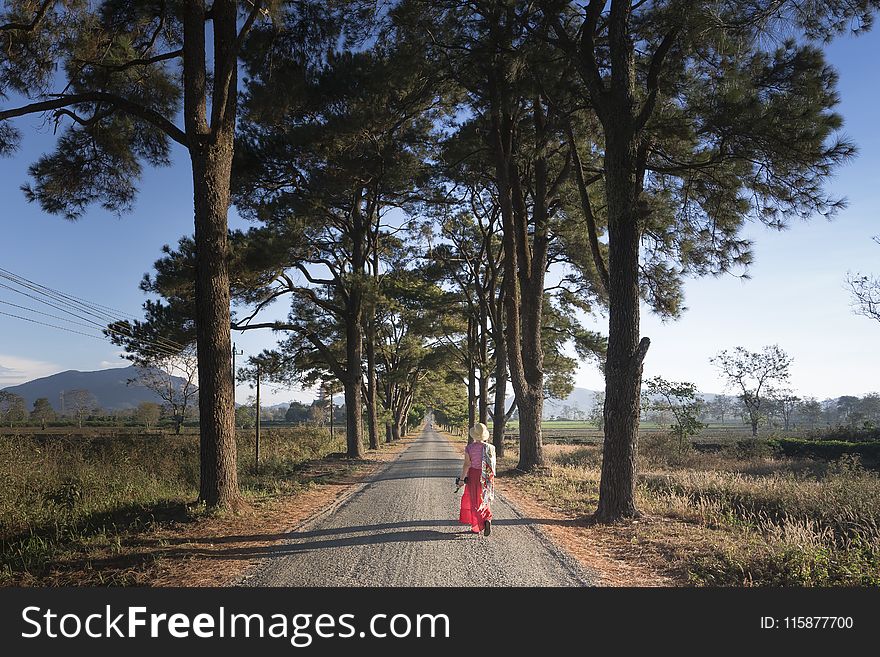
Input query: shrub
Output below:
<box><xmin>807</xmin><ymin>425</ymin><xmax>880</xmax><ymax>443</ymax></box>
<box><xmin>639</xmin><ymin>432</ymin><xmax>694</xmax><ymax>468</ymax></box>
<box><xmin>729</xmin><ymin>438</ymin><xmax>774</xmax><ymax>460</ymax></box>
<box><xmin>770</xmin><ymin>438</ymin><xmax>880</xmax><ymax>462</ymax></box>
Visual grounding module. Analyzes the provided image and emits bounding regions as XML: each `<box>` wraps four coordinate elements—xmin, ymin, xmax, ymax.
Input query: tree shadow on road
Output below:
<box><xmin>56</xmin><ymin>518</ymin><xmax>571</xmax><ymax>569</ymax></box>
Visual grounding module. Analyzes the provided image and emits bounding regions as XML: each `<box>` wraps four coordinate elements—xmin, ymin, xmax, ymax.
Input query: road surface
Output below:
<box><xmin>238</xmin><ymin>425</ymin><xmax>596</xmax><ymax>586</ymax></box>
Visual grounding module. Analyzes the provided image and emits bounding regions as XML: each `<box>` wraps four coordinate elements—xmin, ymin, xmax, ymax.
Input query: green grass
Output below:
<box><xmin>0</xmin><ymin>427</ymin><xmax>346</xmax><ymax>585</ymax></box>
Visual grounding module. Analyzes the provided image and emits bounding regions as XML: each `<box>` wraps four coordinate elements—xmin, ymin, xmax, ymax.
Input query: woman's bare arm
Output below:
<box><xmin>460</xmin><ymin>450</ymin><xmax>471</xmax><ymax>480</ymax></box>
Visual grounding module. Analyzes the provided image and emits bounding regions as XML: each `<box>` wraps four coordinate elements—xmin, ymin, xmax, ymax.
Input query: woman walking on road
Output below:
<box><xmin>458</xmin><ymin>422</ymin><xmax>496</xmax><ymax>536</ymax></box>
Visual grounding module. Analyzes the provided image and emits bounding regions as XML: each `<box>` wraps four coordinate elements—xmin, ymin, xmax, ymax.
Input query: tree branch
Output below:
<box><xmin>0</xmin><ymin>0</ymin><xmax>52</xmax><ymax>32</ymax></box>
<box><xmin>634</xmin><ymin>27</ymin><xmax>679</xmax><ymax>132</ymax></box>
<box><xmin>75</xmin><ymin>49</ymin><xmax>183</xmax><ymax>74</ymax></box>
<box><xmin>566</xmin><ymin>120</ymin><xmax>610</xmax><ymax>294</ymax></box>
<box><xmin>552</xmin><ymin>0</ymin><xmax>606</xmax><ymax>105</ymax></box>
<box><xmin>0</xmin><ymin>92</ymin><xmax>187</xmax><ymax>146</ymax></box>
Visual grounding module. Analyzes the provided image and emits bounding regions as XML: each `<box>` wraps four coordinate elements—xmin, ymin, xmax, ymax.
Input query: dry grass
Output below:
<box><xmin>0</xmin><ymin>428</ymin><xmax>411</xmax><ymax>586</ymax></box>
<box><xmin>454</xmin><ymin>433</ymin><xmax>880</xmax><ymax>587</ymax></box>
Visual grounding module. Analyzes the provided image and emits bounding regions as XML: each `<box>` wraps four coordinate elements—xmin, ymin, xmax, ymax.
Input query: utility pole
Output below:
<box><xmin>255</xmin><ymin>363</ymin><xmax>261</xmax><ymax>473</ymax></box>
<box><xmin>329</xmin><ymin>386</ymin><xmax>334</xmax><ymax>441</ymax></box>
<box><xmin>232</xmin><ymin>342</ymin><xmax>244</xmax><ymax>404</ymax></box>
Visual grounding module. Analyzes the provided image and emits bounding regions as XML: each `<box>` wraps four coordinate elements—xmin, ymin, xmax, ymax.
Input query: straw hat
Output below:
<box><xmin>468</xmin><ymin>422</ymin><xmax>490</xmax><ymax>442</ymax></box>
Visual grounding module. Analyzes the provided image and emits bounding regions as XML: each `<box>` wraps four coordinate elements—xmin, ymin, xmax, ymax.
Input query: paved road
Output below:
<box><xmin>239</xmin><ymin>425</ymin><xmax>596</xmax><ymax>586</ymax></box>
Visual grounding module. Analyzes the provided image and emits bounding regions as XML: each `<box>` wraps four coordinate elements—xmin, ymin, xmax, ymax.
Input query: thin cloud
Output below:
<box><xmin>0</xmin><ymin>354</ymin><xmax>60</xmax><ymax>387</ymax></box>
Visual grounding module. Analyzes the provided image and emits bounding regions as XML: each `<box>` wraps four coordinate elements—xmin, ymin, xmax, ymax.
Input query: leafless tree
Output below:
<box><xmin>846</xmin><ymin>237</ymin><xmax>880</xmax><ymax>323</ymax></box>
<box><xmin>132</xmin><ymin>348</ymin><xmax>198</xmax><ymax>434</ymax></box>
<box><xmin>711</xmin><ymin>346</ymin><xmax>793</xmax><ymax>436</ymax></box>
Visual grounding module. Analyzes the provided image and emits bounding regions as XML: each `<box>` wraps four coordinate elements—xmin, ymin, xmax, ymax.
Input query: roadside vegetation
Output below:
<box><xmin>0</xmin><ymin>427</ymin><xmax>350</xmax><ymax>585</ymax></box>
<box><xmin>498</xmin><ymin>434</ymin><xmax>880</xmax><ymax>586</ymax></box>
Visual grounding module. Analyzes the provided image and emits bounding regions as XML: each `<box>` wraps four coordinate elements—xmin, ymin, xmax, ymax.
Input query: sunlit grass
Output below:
<box><xmin>0</xmin><ymin>428</ymin><xmax>346</xmax><ymax>585</ymax></box>
<box><xmin>504</xmin><ymin>436</ymin><xmax>880</xmax><ymax>586</ymax></box>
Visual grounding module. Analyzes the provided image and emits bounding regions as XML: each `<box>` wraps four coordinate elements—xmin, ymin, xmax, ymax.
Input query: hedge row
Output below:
<box><xmin>770</xmin><ymin>437</ymin><xmax>880</xmax><ymax>461</ymax></box>
<box><xmin>807</xmin><ymin>425</ymin><xmax>880</xmax><ymax>443</ymax></box>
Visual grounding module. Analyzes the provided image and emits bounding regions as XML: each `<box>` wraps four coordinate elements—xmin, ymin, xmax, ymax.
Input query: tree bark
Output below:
<box><xmin>384</xmin><ymin>381</ymin><xmax>394</xmax><ymax>443</ymax></box>
<box><xmin>594</xmin><ymin>122</ymin><xmax>649</xmax><ymax>522</ymax></box>
<box><xmin>366</xmin><ymin>314</ymin><xmax>380</xmax><ymax>450</ymax></box>
<box><xmin>489</xmin><ymin>97</ymin><xmax>546</xmax><ymax>472</ymax></box>
<box><xmin>492</xmin><ymin>335</ymin><xmax>508</xmax><ymax>458</ymax></box>
<box><xmin>343</xmin><ymin>374</ymin><xmax>363</xmax><ymax>457</ymax></box>
<box><xmin>479</xmin><ymin>305</ymin><xmax>490</xmax><ymax>424</ymax></box>
<box><xmin>183</xmin><ymin>0</ymin><xmax>241</xmax><ymax>510</ymax></box>
<box><xmin>190</xmin><ymin>142</ymin><xmax>239</xmax><ymax>509</ymax></box>
<box><xmin>467</xmin><ymin>314</ymin><xmax>477</xmax><ymax>435</ymax></box>
<box><xmin>343</xmin><ymin>295</ymin><xmax>365</xmax><ymax>457</ymax></box>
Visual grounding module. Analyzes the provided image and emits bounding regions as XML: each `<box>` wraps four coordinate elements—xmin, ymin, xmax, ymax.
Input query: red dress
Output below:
<box><xmin>459</xmin><ymin>443</ymin><xmax>493</xmax><ymax>533</ymax></box>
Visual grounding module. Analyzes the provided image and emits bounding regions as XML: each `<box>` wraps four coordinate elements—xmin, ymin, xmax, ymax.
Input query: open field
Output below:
<box><xmin>495</xmin><ymin>436</ymin><xmax>880</xmax><ymax>586</ymax></box>
<box><xmin>0</xmin><ymin>427</ymin><xmax>365</xmax><ymax>585</ymax></box>
<box><xmin>491</xmin><ymin>420</ymin><xmax>844</xmax><ymax>446</ymax></box>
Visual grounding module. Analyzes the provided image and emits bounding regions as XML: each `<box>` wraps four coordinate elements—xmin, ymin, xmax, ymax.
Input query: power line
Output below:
<box><xmin>0</xmin><ymin>307</ymin><xmax>185</xmax><ymax>361</ymax></box>
<box><xmin>0</xmin><ymin>282</ymin><xmax>182</xmax><ymax>358</ymax></box>
<box><xmin>0</xmin><ymin>309</ymin><xmax>111</xmax><ymax>342</ymax></box>
<box><xmin>0</xmin><ymin>266</ymin><xmax>188</xmax><ymax>347</ymax></box>
<box><xmin>0</xmin><ymin>267</ymin><xmax>191</xmax><ymax>359</ymax></box>
<box><xmin>0</xmin><ymin>267</ymin><xmax>188</xmax><ymax>353</ymax></box>
<box><xmin>0</xmin><ymin>266</ymin><xmax>144</xmax><ymax>324</ymax></box>
<box><xmin>0</xmin><ymin>298</ymin><xmax>111</xmax><ymax>332</ymax></box>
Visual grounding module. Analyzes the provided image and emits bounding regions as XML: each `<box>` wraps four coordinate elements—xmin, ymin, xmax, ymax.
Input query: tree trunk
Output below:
<box><xmin>191</xmin><ymin>142</ymin><xmax>240</xmax><ymax>509</ymax></box>
<box><xmin>343</xmin><ymin>295</ymin><xmax>364</xmax><ymax>457</ymax></box>
<box><xmin>366</xmin><ymin>316</ymin><xmax>380</xmax><ymax>450</ymax></box>
<box><xmin>343</xmin><ymin>375</ymin><xmax>363</xmax><ymax>458</ymax></box>
<box><xmin>182</xmin><ymin>0</ymin><xmax>241</xmax><ymax>511</ymax></box>
<box><xmin>479</xmin><ymin>306</ymin><xmax>490</xmax><ymax>424</ymax></box>
<box><xmin>402</xmin><ymin>393</ymin><xmax>414</xmax><ymax>436</ymax></box>
<box><xmin>384</xmin><ymin>383</ymin><xmax>394</xmax><ymax>443</ymax></box>
<box><xmin>515</xmin><ymin>388</ymin><xmax>543</xmax><ymax>470</ymax></box>
<box><xmin>595</xmin><ymin>124</ymin><xmax>648</xmax><ymax>523</ymax></box>
<box><xmin>491</xmin><ymin>108</ymin><xmax>545</xmax><ymax>471</ymax></box>
<box><xmin>467</xmin><ymin>314</ymin><xmax>477</xmax><ymax>434</ymax></box>
<box><xmin>515</xmin><ymin>276</ymin><xmax>546</xmax><ymax>471</ymax></box>
<box><xmin>492</xmin><ymin>335</ymin><xmax>508</xmax><ymax>458</ymax></box>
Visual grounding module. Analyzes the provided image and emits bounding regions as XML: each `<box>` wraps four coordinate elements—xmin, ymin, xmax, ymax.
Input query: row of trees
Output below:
<box><xmin>0</xmin><ymin>391</ymin><xmax>55</xmax><ymax>428</ymax></box>
<box><xmin>623</xmin><ymin>345</ymin><xmax>880</xmax><ymax>439</ymax></box>
<box><xmin>2</xmin><ymin>1</ymin><xmax>874</xmax><ymax>519</ymax></box>
<box><xmin>0</xmin><ymin>389</ymin><xmax>98</xmax><ymax>428</ymax></box>
<box><xmin>0</xmin><ymin>389</ymin><xmax>186</xmax><ymax>429</ymax></box>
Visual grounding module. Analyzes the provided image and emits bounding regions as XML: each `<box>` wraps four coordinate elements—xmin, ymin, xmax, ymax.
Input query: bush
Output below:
<box><xmin>807</xmin><ymin>425</ymin><xmax>880</xmax><ymax>443</ymax></box>
<box><xmin>729</xmin><ymin>438</ymin><xmax>774</xmax><ymax>460</ymax></box>
<box><xmin>770</xmin><ymin>437</ymin><xmax>880</xmax><ymax>462</ymax></box>
<box><xmin>639</xmin><ymin>432</ymin><xmax>694</xmax><ymax>468</ymax></box>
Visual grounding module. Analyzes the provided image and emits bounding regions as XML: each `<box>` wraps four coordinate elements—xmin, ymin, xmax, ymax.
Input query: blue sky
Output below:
<box><xmin>1</xmin><ymin>27</ymin><xmax>879</xmax><ymax>405</ymax></box>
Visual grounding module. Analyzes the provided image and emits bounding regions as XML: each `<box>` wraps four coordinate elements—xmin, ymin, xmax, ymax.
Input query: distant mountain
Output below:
<box><xmin>1</xmin><ymin>366</ymin><xmax>191</xmax><ymax>411</ymax></box>
<box><xmin>505</xmin><ymin>386</ymin><xmax>723</xmax><ymax>419</ymax></box>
